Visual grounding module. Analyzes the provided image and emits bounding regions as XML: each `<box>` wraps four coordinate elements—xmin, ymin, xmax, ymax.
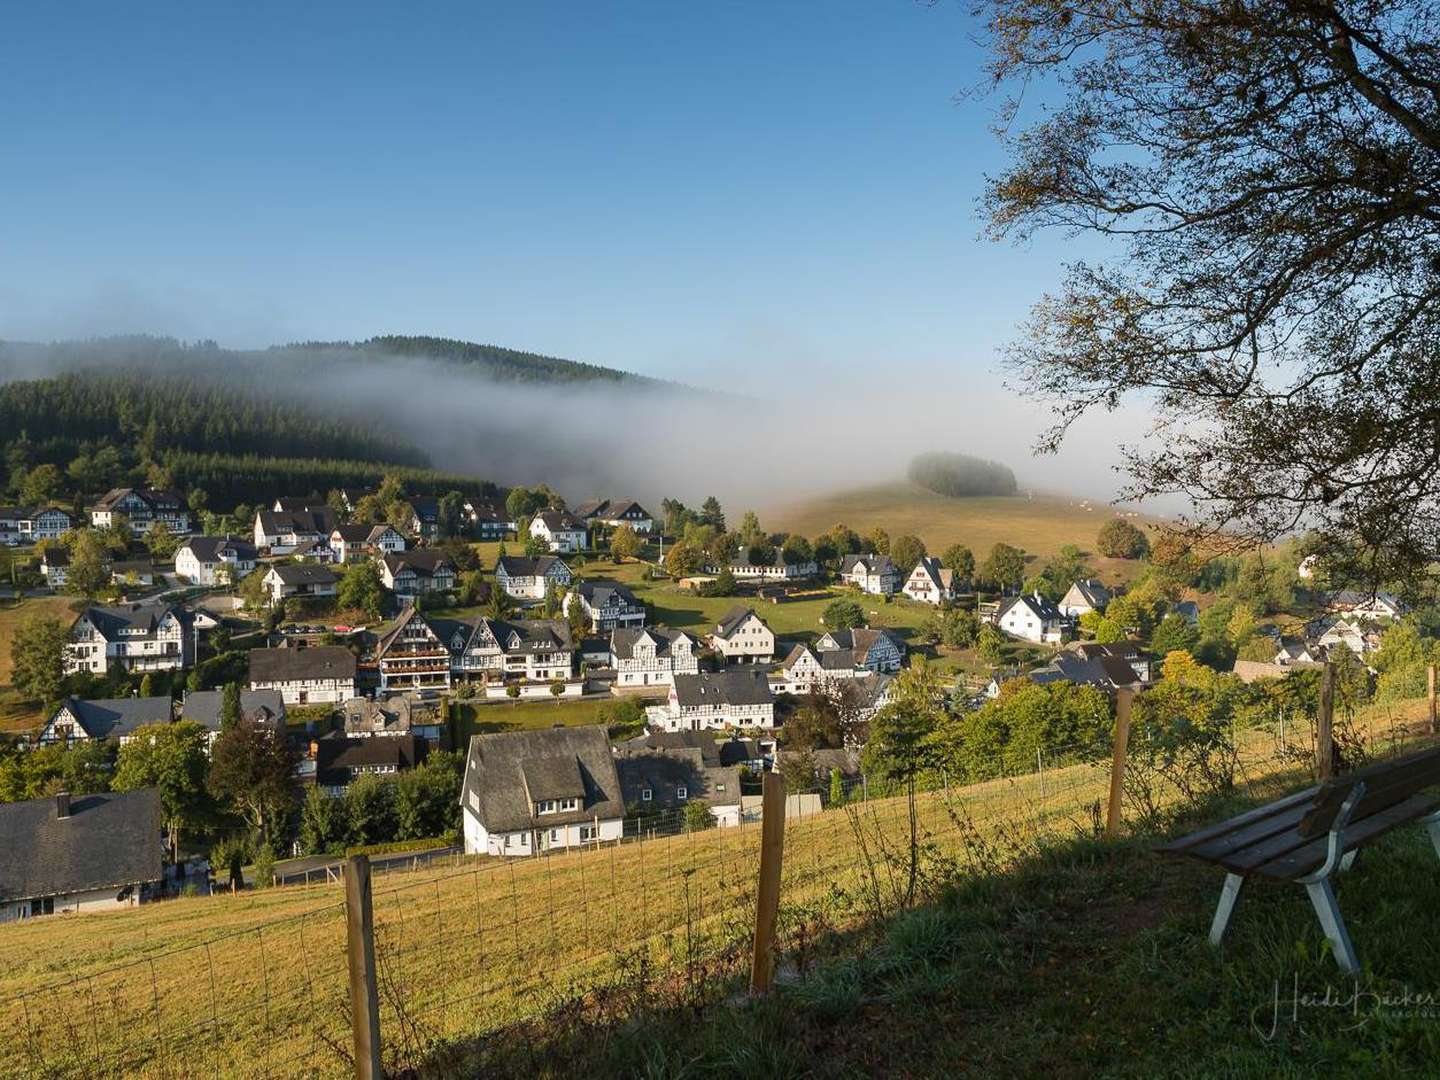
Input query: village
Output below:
<box><xmin>0</xmin><ymin>477</ymin><xmax>1413</xmax><ymax>920</ymax></box>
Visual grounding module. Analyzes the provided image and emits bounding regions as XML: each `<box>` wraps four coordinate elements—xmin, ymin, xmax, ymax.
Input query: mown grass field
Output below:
<box><xmin>4</xmin><ymin>703</ymin><xmax>1430</xmax><ymax>1078</ymax></box>
<box><xmin>762</xmin><ymin>481</ymin><xmax>1157</xmax><ymax>584</ymax></box>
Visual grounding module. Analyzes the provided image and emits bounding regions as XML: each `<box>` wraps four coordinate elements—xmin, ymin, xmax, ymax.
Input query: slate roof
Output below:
<box><xmin>1027</xmin><ymin>653</ymin><xmax>1141</xmax><ymax>691</ymax></box>
<box><xmin>382</xmin><ymin>550</ymin><xmax>454</xmax><ymax>577</ymax></box>
<box><xmin>908</xmin><ymin>556</ymin><xmax>954</xmax><ymax>592</ymax></box>
<box><xmin>268</xmin><ymin>563</ymin><xmax>337</xmax><ymax>586</ymax></box>
<box><xmin>617</xmin><ymin>730</ymin><xmax>764</xmax><ymax>768</ymax></box>
<box><xmin>0</xmin><ymin>790</ymin><xmax>163</xmax><ymax>903</ymax></box>
<box><xmin>462</xmin><ymin>727</ymin><xmax>626</xmax><ymax>833</ymax></box>
<box><xmin>181</xmin><ymin>536</ymin><xmax>257</xmax><ymax>563</ymax></box>
<box><xmin>840</xmin><ymin>554</ymin><xmax>896</xmax><ymax>576</ymax></box>
<box><xmin>533</xmin><ymin>509</ymin><xmax>584</xmax><ymax>532</ymax></box>
<box><xmin>496</xmin><ymin>554</ymin><xmax>569</xmax><ymax>577</ymax></box>
<box><xmin>1063</xmin><ymin>579</ymin><xmax>1111</xmax><ymax>609</ymax></box>
<box><xmin>314</xmin><ymin>734</ymin><xmax>426</xmax><ymax>787</ymax></box>
<box><xmin>332</xmin><ymin>523</ymin><xmax>400</xmax><ymax>543</ymax></box>
<box><xmin>574</xmin><ymin>579</ymin><xmax>642</xmax><ymax>609</ymax></box>
<box><xmin>49</xmin><ymin>697</ymin><xmax>173</xmax><ymax>740</ymax></box>
<box><xmin>610</xmin><ymin>626</ymin><xmax>691</xmax><ymax>660</ymax></box>
<box><xmin>180</xmin><ymin>689</ymin><xmax>285</xmax><ymax>732</ymax></box>
<box><xmin>78</xmin><ymin>602</ymin><xmax>188</xmax><ymax>642</ymax></box>
<box><xmin>489</xmin><ymin>618</ymin><xmax>573</xmax><ymax>655</ymax></box>
<box><xmin>91</xmin><ymin>487</ymin><xmax>184</xmax><ymax>512</ymax></box>
<box><xmin>672</xmin><ymin>670</ymin><xmax>774</xmax><ymax>708</ymax></box>
<box><xmin>248</xmin><ymin>646</ymin><xmax>357</xmax><ymax>684</ymax></box>
<box><xmin>1000</xmin><ymin>593</ymin><xmax>1065</xmax><ymax>623</ymax></box>
<box><xmin>257</xmin><ymin>507</ymin><xmax>337</xmax><ymax>537</ymax></box>
<box><xmin>615</xmin><ymin>747</ymin><xmax>740</xmax><ymax>811</ymax></box>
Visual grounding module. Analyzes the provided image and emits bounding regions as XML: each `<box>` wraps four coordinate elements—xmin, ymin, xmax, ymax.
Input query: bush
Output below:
<box><xmin>252</xmin><ymin>844</ymin><xmax>277</xmax><ymax>889</ymax></box>
<box><xmin>907</xmin><ymin>452</ymin><xmax>1018</xmax><ymax>498</ymax></box>
<box><xmin>1096</xmin><ymin>518</ymin><xmax>1150</xmax><ymax>559</ymax></box>
<box><xmin>823</xmin><ymin>598</ymin><xmax>865</xmax><ymax>630</ymax></box>
<box><xmin>683</xmin><ymin>800</ymin><xmax>716</xmax><ymax>832</ymax></box>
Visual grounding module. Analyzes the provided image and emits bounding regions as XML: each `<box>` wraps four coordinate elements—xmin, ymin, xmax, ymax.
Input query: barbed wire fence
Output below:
<box><xmin>2</xmin><ymin>679</ymin><xmax>1436</xmax><ymax>1078</ymax></box>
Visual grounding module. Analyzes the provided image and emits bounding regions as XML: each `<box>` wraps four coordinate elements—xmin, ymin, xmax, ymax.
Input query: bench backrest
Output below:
<box><xmin>1297</xmin><ymin>747</ymin><xmax>1440</xmax><ymax>838</ymax></box>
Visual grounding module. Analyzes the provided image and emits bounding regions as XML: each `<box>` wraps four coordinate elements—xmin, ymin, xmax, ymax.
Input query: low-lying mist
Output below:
<box><xmin>0</xmin><ymin>336</ymin><xmax>1156</xmax><ymax>513</ymax></box>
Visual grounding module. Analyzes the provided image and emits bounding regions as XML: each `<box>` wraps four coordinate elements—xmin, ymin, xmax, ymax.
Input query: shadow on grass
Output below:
<box><xmin>412</xmin><ymin>785</ymin><xmax>1440</xmax><ymax>1078</ymax></box>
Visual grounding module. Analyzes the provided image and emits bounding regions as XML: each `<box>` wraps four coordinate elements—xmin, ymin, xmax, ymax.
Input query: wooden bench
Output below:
<box><xmin>1160</xmin><ymin>747</ymin><xmax>1440</xmax><ymax>973</ymax></box>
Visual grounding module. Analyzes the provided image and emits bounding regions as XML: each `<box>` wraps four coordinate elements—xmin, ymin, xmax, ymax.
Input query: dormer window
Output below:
<box><xmin>641</xmin><ymin>788</ymin><xmax>652</xmax><ymax>802</ymax></box>
<box><xmin>676</xmin><ymin>787</ymin><xmax>687</xmax><ymax>800</ymax></box>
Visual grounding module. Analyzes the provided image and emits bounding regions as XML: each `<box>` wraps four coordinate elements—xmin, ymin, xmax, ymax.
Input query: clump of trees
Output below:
<box><xmin>297</xmin><ymin>752</ymin><xmax>464</xmax><ymax>854</ymax></box>
<box><xmin>1096</xmin><ymin>518</ymin><xmax>1150</xmax><ymax>560</ymax></box>
<box><xmin>907</xmin><ymin>452</ymin><xmax>1018</xmax><ymax>498</ymax></box>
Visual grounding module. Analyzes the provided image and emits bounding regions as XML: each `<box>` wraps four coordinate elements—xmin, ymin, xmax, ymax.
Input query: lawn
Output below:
<box><xmin>453</xmin><ymin>695</ymin><xmax>655</xmax><ymax>738</ymax></box>
<box><xmin>762</xmin><ymin>481</ymin><xmax>1157</xmax><ymax>585</ymax></box>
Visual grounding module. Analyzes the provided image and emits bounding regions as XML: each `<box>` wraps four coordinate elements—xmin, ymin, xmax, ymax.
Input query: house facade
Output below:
<box><xmin>329</xmin><ymin>524</ymin><xmax>405</xmax><ymax>564</ymax></box>
<box><xmin>373</xmin><ymin>606</ymin><xmax>453</xmax><ymax>692</ymax></box>
<box><xmin>902</xmin><ymin>557</ymin><xmax>956</xmax><ymax>605</ymax></box>
<box><xmin>529</xmin><ymin>510</ymin><xmax>587</xmax><ymax>553</ymax></box>
<box><xmin>839</xmin><ymin>554</ymin><xmax>901</xmax><ymax>595</ymax></box>
<box><xmin>710</xmin><ymin>606</ymin><xmax>776</xmax><ymax>662</ymax></box>
<box><xmin>253</xmin><ymin>507</ymin><xmax>336</xmax><ymax>552</ymax></box>
<box><xmin>308</xmin><ymin>734</ymin><xmax>427</xmax><ymax>798</ymax></box>
<box><xmin>448</xmin><ymin>618</ymin><xmax>575</xmax><ymax>682</ymax></box>
<box><xmin>611</xmin><ymin>626</ymin><xmax>698</xmax><ymax>687</ymax></box>
<box><xmin>565</xmin><ymin>580</ymin><xmax>645</xmax><ymax>632</ymax></box>
<box><xmin>378</xmin><ymin>551</ymin><xmax>457</xmax><ymax>597</ymax></box>
<box><xmin>713</xmin><ymin>555</ymin><xmax>819</xmax><ymax>581</ymax></box>
<box><xmin>2</xmin><ymin>505</ymin><xmax>75</xmax><ymax>545</ymax></box>
<box><xmin>615</xmin><ymin>746</ymin><xmax>742</xmax><ymax>827</ymax></box>
<box><xmin>248</xmin><ymin>645</ymin><xmax>357</xmax><ymax>704</ymax></box>
<box><xmin>263</xmin><ymin>564</ymin><xmax>338</xmax><ymax>606</ymax></box>
<box><xmin>65</xmin><ymin>603</ymin><xmax>192</xmax><ymax>675</ymax></box>
<box><xmin>90</xmin><ymin>488</ymin><xmax>190</xmax><ymax>535</ymax></box>
<box><xmin>463</xmin><ymin>499</ymin><xmax>516</xmax><ymax>540</ymax></box>
<box><xmin>574</xmin><ymin>498</ymin><xmax>655</xmax><ymax>534</ymax></box>
<box><xmin>495</xmin><ymin>555</ymin><xmax>572</xmax><ymax>600</ymax></box>
<box><xmin>179</xmin><ymin>689</ymin><xmax>286</xmax><ymax>745</ymax></box>
<box><xmin>40</xmin><ymin>548</ymin><xmax>68</xmax><ymax>588</ymax></box>
<box><xmin>1058</xmin><ymin>579</ymin><xmax>1112</xmax><ymax>619</ymax></box>
<box><xmin>815</xmin><ymin>627</ymin><xmax>905</xmax><ymax>673</ymax></box>
<box><xmin>461</xmin><ymin>727</ymin><xmax>626</xmax><ymax>856</ymax></box>
<box><xmin>174</xmin><ymin>536</ymin><xmax>258</xmax><ymax>586</ymax></box>
<box><xmin>0</xmin><ymin>791</ymin><xmax>163</xmax><ymax>923</ymax></box>
<box><xmin>37</xmin><ymin>697</ymin><xmax>174</xmax><ymax>747</ymax></box>
<box><xmin>996</xmin><ymin>594</ymin><xmax>1068</xmax><ymax>644</ymax></box>
<box><xmin>653</xmin><ymin>671</ymin><xmax>777</xmax><ymax>732</ymax></box>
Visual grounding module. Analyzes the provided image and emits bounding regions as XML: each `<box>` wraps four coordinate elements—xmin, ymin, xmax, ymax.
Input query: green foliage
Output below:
<box><xmin>63</xmin><ymin>529</ymin><xmax>110</xmax><ymax>598</ymax></box>
<box><xmin>1149</xmin><ymin>612</ymin><xmax>1199</xmax><ymax>658</ymax></box>
<box><xmin>252</xmin><ymin>844</ymin><xmax>277</xmax><ymax>889</ymax></box>
<box><xmin>906</xmin><ymin>452</ymin><xmax>1017</xmax><ymax>498</ymax></box>
<box><xmin>683</xmin><ymin>800</ymin><xmax>715</xmax><ymax>832</ymax></box>
<box><xmin>9</xmin><ymin>615</ymin><xmax>67</xmax><ymax>704</ymax></box>
<box><xmin>889</xmin><ymin>535</ymin><xmax>926</xmax><ymax>571</ymax></box>
<box><xmin>609</xmin><ymin>524</ymin><xmax>642</xmax><ymax>560</ymax></box>
<box><xmin>934</xmin><ymin>679</ymin><xmax>1112</xmax><ymax>780</ymax></box>
<box><xmin>112</xmin><ymin>721</ymin><xmax>211</xmax><ymax>856</ymax></box>
<box><xmin>298</xmin><ymin>786</ymin><xmax>345</xmax><ymax>855</ymax></box>
<box><xmin>0</xmin><ymin>740</ymin><xmax>115</xmax><ymax>803</ymax></box>
<box><xmin>828</xmin><ymin>768</ymin><xmax>845</xmax><ymax>808</ymax></box>
<box><xmin>697</xmin><ymin>568</ymin><xmax>737</xmax><ymax>598</ymax></box>
<box><xmin>337</xmin><ymin>560</ymin><xmax>385</xmax><ymax>620</ymax></box>
<box><xmin>977</xmin><ymin>624</ymin><xmax>1005</xmax><ymax>664</ymax></box>
<box><xmin>980</xmin><ymin>543</ymin><xmax>1026</xmax><ymax>590</ymax></box>
<box><xmin>1095</xmin><ymin>518</ymin><xmax>1150</xmax><ymax>559</ymax></box>
<box><xmin>823</xmin><ymin>598</ymin><xmax>865</xmax><ymax>630</ymax></box>
<box><xmin>208</xmin><ymin>718</ymin><xmax>297</xmax><ymax>844</ymax></box>
<box><xmin>940</xmin><ymin>544</ymin><xmax>975</xmax><ymax>581</ymax></box>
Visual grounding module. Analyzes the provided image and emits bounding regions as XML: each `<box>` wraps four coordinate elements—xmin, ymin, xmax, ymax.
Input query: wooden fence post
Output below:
<box><xmin>344</xmin><ymin>855</ymin><xmax>382</xmax><ymax>1080</ymax></box>
<box><xmin>1429</xmin><ymin>664</ymin><xmax>1436</xmax><ymax>736</ymax></box>
<box><xmin>1104</xmin><ymin>688</ymin><xmax>1134</xmax><ymax>840</ymax></box>
<box><xmin>749</xmin><ymin>772</ymin><xmax>787</xmax><ymax>995</ymax></box>
<box><xmin>1317</xmin><ymin>662</ymin><xmax>1336</xmax><ymax>781</ymax></box>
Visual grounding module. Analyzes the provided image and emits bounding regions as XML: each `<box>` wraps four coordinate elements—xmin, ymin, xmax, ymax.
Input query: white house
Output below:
<box><xmin>447</xmin><ymin>618</ymin><xmax>575</xmax><ymax>682</ymax></box>
<box><xmin>248</xmin><ymin>645</ymin><xmax>357</xmax><ymax>705</ymax></box>
<box><xmin>460</xmin><ymin>727</ymin><xmax>626</xmax><ymax>856</ymax></box>
<box><xmin>529</xmin><ymin>510</ymin><xmax>588</xmax><ymax>553</ymax></box>
<box><xmin>815</xmin><ymin>627</ymin><xmax>906</xmax><ymax>673</ymax></box>
<box><xmin>89</xmin><ymin>488</ymin><xmax>190</xmax><ymax>535</ymax></box>
<box><xmin>996</xmin><ymin>594</ymin><xmax>1068</xmax><ymax>644</ymax></box>
<box><xmin>614</xmin><ymin>746</ymin><xmax>742</xmax><ymax>827</ymax></box>
<box><xmin>36</xmin><ymin>697</ymin><xmax>174</xmax><ymax>747</ymax></box>
<box><xmin>1325</xmin><ymin>590</ymin><xmax>1406</xmax><ymax>621</ymax></box>
<box><xmin>573</xmin><ymin>498</ymin><xmax>655</xmax><ymax>534</ymax></box>
<box><xmin>709</xmin><ymin>607</ymin><xmax>776</xmax><ymax>663</ymax></box>
<box><xmin>174</xmin><ymin>536</ymin><xmax>258</xmax><ymax>586</ymax></box>
<box><xmin>179</xmin><ymin>689</ymin><xmax>286</xmax><ymax>746</ymax></box>
<box><xmin>65</xmin><ymin>603</ymin><xmax>192</xmax><ymax>675</ymax></box>
<box><xmin>839</xmin><ymin>554</ymin><xmax>901</xmax><ymax>595</ymax></box>
<box><xmin>3</xmin><ymin>506</ymin><xmax>75</xmax><ymax>544</ymax></box>
<box><xmin>373</xmin><ymin>606</ymin><xmax>453</xmax><ymax>693</ymax></box>
<box><xmin>0</xmin><ymin>791</ymin><xmax>164</xmax><ymax>923</ymax></box>
<box><xmin>1058</xmin><ymin>579</ymin><xmax>1112</xmax><ymax>619</ymax></box>
<box><xmin>40</xmin><ymin>548</ymin><xmax>69</xmax><ymax>588</ymax></box>
<box><xmin>263</xmin><ymin>563</ymin><xmax>338</xmax><ymax>606</ymax></box>
<box><xmin>564</xmin><ymin>580</ymin><xmax>645</xmax><ymax>632</ymax></box>
<box><xmin>712</xmin><ymin>554</ymin><xmax>819</xmax><ymax>581</ymax></box>
<box><xmin>253</xmin><ymin>507</ymin><xmax>336</xmax><ymax>552</ymax></box>
<box><xmin>652</xmin><ymin>671</ymin><xmax>776</xmax><ymax>732</ymax></box>
<box><xmin>902</xmin><ymin>557</ymin><xmax>956</xmax><ymax>605</ymax></box>
<box><xmin>378</xmin><ymin>551</ymin><xmax>457</xmax><ymax>597</ymax></box>
<box><xmin>611</xmin><ymin>626</ymin><xmax>699</xmax><ymax>687</ymax></box>
<box><xmin>495</xmin><ymin>554</ymin><xmax>572</xmax><ymax>600</ymax></box>
<box><xmin>463</xmin><ymin>499</ymin><xmax>516</xmax><ymax>540</ymax></box>
<box><xmin>1314</xmin><ymin>615</ymin><xmax>1371</xmax><ymax>655</ymax></box>
<box><xmin>330</xmin><ymin>524</ymin><xmax>405</xmax><ymax>564</ymax></box>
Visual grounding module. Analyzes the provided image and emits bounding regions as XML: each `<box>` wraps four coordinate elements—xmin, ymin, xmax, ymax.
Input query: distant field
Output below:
<box><xmin>762</xmin><ymin>482</ymin><xmax>1156</xmax><ymax>583</ymax></box>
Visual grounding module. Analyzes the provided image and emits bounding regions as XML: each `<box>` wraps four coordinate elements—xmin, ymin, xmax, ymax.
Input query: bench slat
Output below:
<box><xmin>1254</xmin><ymin>793</ymin><xmax>1440</xmax><ymax>880</ymax></box>
<box><xmin>1179</xmin><ymin>802</ymin><xmax>1314</xmax><ymax>864</ymax></box>
<box><xmin>1157</xmin><ymin>785</ymin><xmax>1319</xmax><ymax>855</ymax></box>
<box><xmin>1298</xmin><ymin>748</ymin><xmax>1440</xmax><ymax>838</ymax></box>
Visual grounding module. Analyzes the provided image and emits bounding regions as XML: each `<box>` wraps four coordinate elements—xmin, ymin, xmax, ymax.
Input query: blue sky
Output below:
<box><xmin>0</xmin><ymin>0</ymin><xmax>1097</xmax><ymax>397</ymax></box>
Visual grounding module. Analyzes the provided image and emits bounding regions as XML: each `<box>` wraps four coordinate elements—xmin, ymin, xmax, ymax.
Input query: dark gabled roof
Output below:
<box><xmin>248</xmin><ymin>646</ymin><xmax>357</xmax><ymax>684</ymax></box>
<box><xmin>715</xmin><ymin>606</ymin><xmax>766</xmax><ymax>639</ymax></box>
<box><xmin>1000</xmin><ymin>593</ymin><xmax>1064</xmax><ymax>622</ymax></box>
<box><xmin>462</xmin><ymin>727</ymin><xmax>626</xmax><ymax>833</ymax></box>
<box><xmin>1028</xmin><ymin>652</ymin><xmax>1140</xmax><ymax>690</ymax></box>
<box><xmin>496</xmin><ymin>554</ymin><xmax>569</xmax><ymax>577</ymax></box>
<box><xmin>50</xmin><ymin>697</ymin><xmax>173</xmax><ymax>740</ymax></box>
<box><xmin>489</xmin><ymin>618</ymin><xmax>573</xmax><ymax>654</ymax></box>
<box><xmin>409</xmin><ymin>495</ymin><xmax>440</xmax><ymax>521</ymax></box>
<box><xmin>610</xmin><ymin>625</ymin><xmax>692</xmax><ymax>660</ymax></box>
<box><xmin>382</xmin><ymin>550</ymin><xmax>455</xmax><ymax>578</ymax></box>
<box><xmin>331</xmin><ymin>524</ymin><xmax>374</xmax><ymax>542</ymax></box>
<box><xmin>0</xmin><ymin>790</ymin><xmax>163</xmax><ymax>902</ymax></box>
<box><xmin>257</xmin><ymin>507</ymin><xmax>337</xmax><ymax>536</ymax></box>
<box><xmin>615</xmin><ymin>747</ymin><xmax>740</xmax><ymax>810</ymax></box>
<box><xmin>180</xmin><ymin>689</ymin><xmax>285</xmax><ymax>732</ymax></box>
<box><xmin>672</xmin><ymin>670</ymin><xmax>774</xmax><ymax>708</ymax></box>
<box><xmin>90</xmin><ymin>487</ymin><xmax>184</xmax><ymax>513</ymax></box>
<box><xmin>42</xmin><ymin>548</ymin><xmax>69</xmax><ymax>567</ymax></box>
<box><xmin>182</xmin><ymin>535</ymin><xmax>258</xmax><ymax>563</ymax></box>
<box><xmin>617</xmin><ymin>730</ymin><xmax>763</xmax><ymax>767</ymax></box>
<box><xmin>818</xmin><ymin>627</ymin><xmax>904</xmax><ymax>657</ymax></box>
<box><xmin>574</xmin><ymin>579</ymin><xmax>641</xmax><ymax>609</ymax></box>
<box><xmin>572</xmin><ymin>499</ymin><xmax>610</xmax><ymax>520</ymax></box>
<box><xmin>840</xmin><ymin>553</ymin><xmax>896</xmax><ymax>576</ymax></box>
<box><xmin>907</xmin><ymin>556</ymin><xmax>952</xmax><ymax>590</ymax></box>
<box><xmin>315</xmin><ymin>734</ymin><xmax>425</xmax><ymax>786</ymax></box>
<box><xmin>268</xmin><ymin>563</ymin><xmax>337</xmax><ymax>586</ymax></box>
<box><xmin>77</xmin><ymin>602</ymin><xmax>187</xmax><ymax>642</ymax></box>
<box><xmin>521</xmin><ymin>756</ymin><xmax>587</xmax><ymax>801</ymax></box>
<box><xmin>1064</xmin><ymin>579</ymin><xmax>1111</xmax><ymax>608</ymax></box>
<box><xmin>1069</xmin><ymin>642</ymin><xmax>1143</xmax><ymax>663</ymax></box>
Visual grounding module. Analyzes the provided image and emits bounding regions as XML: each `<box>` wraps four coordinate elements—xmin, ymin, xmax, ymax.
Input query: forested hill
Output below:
<box><xmin>288</xmin><ymin>335</ymin><xmax>666</xmax><ymax>386</ymax></box>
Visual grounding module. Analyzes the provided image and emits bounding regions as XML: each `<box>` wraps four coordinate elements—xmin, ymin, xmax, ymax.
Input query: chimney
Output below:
<box><xmin>55</xmin><ymin>791</ymin><xmax>71</xmax><ymax>819</ymax></box>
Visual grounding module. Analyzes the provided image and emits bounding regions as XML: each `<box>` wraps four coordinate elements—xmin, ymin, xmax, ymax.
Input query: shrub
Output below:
<box><xmin>1096</xmin><ymin>518</ymin><xmax>1150</xmax><ymax>559</ymax></box>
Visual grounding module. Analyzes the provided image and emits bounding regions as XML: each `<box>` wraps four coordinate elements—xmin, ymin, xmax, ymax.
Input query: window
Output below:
<box><xmin>536</xmin><ymin>800</ymin><xmax>556</xmax><ymax>814</ymax></box>
<box><xmin>676</xmin><ymin>787</ymin><xmax>688</xmax><ymax>801</ymax></box>
<box><xmin>641</xmin><ymin>788</ymin><xmax>652</xmax><ymax>802</ymax></box>
<box><xmin>558</xmin><ymin>797</ymin><xmax>579</xmax><ymax>812</ymax></box>
<box><xmin>549</xmin><ymin>829</ymin><xmax>560</xmax><ymax>843</ymax></box>
<box><xmin>580</xmin><ymin>824</ymin><xmax>597</xmax><ymax>842</ymax></box>
<box><xmin>715</xmin><ymin>783</ymin><xmax>726</xmax><ymax>793</ymax></box>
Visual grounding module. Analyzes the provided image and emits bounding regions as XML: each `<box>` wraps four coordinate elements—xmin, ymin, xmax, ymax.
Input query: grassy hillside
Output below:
<box><xmin>763</xmin><ymin>481</ymin><xmax>1158</xmax><ymax>583</ymax></box>
<box><xmin>0</xmin><ymin>597</ymin><xmax>77</xmax><ymax>734</ymax></box>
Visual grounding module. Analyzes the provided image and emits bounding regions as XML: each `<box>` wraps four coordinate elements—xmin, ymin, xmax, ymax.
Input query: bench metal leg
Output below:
<box><xmin>1339</xmin><ymin>850</ymin><xmax>1358</xmax><ymax>873</ymax></box>
<box><xmin>1304</xmin><ymin>878</ymin><xmax>1360</xmax><ymax>975</ymax></box>
<box><xmin>1422</xmin><ymin>811</ymin><xmax>1440</xmax><ymax>859</ymax></box>
<box><xmin>1209</xmin><ymin>873</ymin><xmax>1244</xmax><ymax>946</ymax></box>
